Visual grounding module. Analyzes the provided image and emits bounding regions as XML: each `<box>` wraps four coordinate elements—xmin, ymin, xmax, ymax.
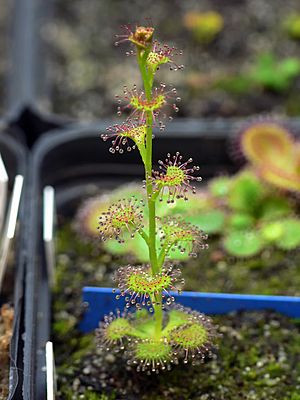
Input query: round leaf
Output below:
<box><xmin>224</xmin><ymin>230</ymin><xmax>264</xmax><ymax>257</ymax></box>
<box><xmin>275</xmin><ymin>218</ymin><xmax>300</xmax><ymax>250</ymax></box>
<box><xmin>228</xmin><ymin>213</ymin><xmax>255</xmax><ymax>230</ymax></box>
<box><xmin>186</xmin><ymin>210</ymin><xmax>225</xmax><ymax>234</ymax></box>
<box><xmin>209</xmin><ymin>176</ymin><xmax>231</xmax><ymax>198</ymax></box>
<box><xmin>260</xmin><ymin>221</ymin><xmax>284</xmax><ymax>242</ymax></box>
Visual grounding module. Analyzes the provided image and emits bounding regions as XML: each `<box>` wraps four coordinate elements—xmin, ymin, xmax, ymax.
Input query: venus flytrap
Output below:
<box><xmin>96</xmin><ymin>24</ymin><xmax>216</xmax><ymax>374</ymax></box>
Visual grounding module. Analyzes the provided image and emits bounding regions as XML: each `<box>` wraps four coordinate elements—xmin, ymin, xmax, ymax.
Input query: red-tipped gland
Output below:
<box><xmin>113</xmin><ymin>264</ymin><xmax>184</xmax><ymax>310</ymax></box>
<box><xmin>101</xmin><ymin>120</ymin><xmax>147</xmax><ymax>154</ymax></box>
<box><xmin>129</xmin><ymin>339</ymin><xmax>174</xmax><ymax>374</ymax></box>
<box><xmin>116</xmin><ymin>83</ymin><xmax>180</xmax><ymax>130</ymax></box>
<box><xmin>98</xmin><ymin>197</ymin><xmax>144</xmax><ymax>243</ymax></box>
<box><xmin>96</xmin><ymin>309</ymin><xmax>132</xmax><ymax>352</ymax></box>
<box><xmin>153</xmin><ymin>152</ymin><xmax>202</xmax><ymax>202</ymax></box>
<box><xmin>146</xmin><ymin>41</ymin><xmax>184</xmax><ymax>72</ymax></box>
<box><xmin>169</xmin><ymin>305</ymin><xmax>216</xmax><ymax>365</ymax></box>
<box><xmin>115</xmin><ymin>25</ymin><xmax>154</xmax><ymax>49</ymax></box>
<box><xmin>159</xmin><ymin>216</ymin><xmax>208</xmax><ymax>257</ymax></box>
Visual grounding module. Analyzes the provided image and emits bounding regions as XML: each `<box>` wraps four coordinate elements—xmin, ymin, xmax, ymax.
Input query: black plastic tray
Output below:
<box><xmin>25</xmin><ymin>120</ymin><xmax>237</xmax><ymax>399</ymax></box>
<box><xmin>23</xmin><ymin>111</ymin><xmax>300</xmax><ymax>399</ymax></box>
<box><xmin>0</xmin><ymin>131</ymin><xmax>27</xmax><ymax>400</ymax></box>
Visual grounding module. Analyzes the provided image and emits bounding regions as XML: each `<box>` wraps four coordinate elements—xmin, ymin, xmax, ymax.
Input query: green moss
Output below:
<box><xmin>54</xmin><ymin>221</ymin><xmax>300</xmax><ymax>398</ymax></box>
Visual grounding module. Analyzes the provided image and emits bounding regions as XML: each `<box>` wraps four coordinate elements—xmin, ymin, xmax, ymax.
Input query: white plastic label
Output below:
<box><xmin>43</xmin><ymin>186</ymin><xmax>56</xmax><ymax>285</ymax></box>
<box><xmin>0</xmin><ymin>174</ymin><xmax>24</xmax><ymax>292</ymax></box>
<box><xmin>46</xmin><ymin>341</ymin><xmax>57</xmax><ymax>400</ymax></box>
<box><xmin>0</xmin><ymin>153</ymin><xmax>8</xmax><ymax>234</ymax></box>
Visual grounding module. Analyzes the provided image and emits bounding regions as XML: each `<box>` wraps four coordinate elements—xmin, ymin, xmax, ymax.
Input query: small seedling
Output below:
<box><xmin>283</xmin><ymin>13</ymin><xmax>300</xmax><ymax>40</ymax></box>
<box><xmin>204</xmin><ymin>170</ymin><xmax>300</xmax><ymax>258</ymax></box>
<box><xmin>96</xmin><ymin>24</ymin><xmax>216</xmax><ymax>373</ymax></box>
<box><xmin>183</xmin><ymin>11</ymin><xmax>224</xmax><ymax>44</ymax></box>
<box><xmin>250</xmin><ymin>53</ymin><xmax>300</xmax><ymax>92</ymax></box>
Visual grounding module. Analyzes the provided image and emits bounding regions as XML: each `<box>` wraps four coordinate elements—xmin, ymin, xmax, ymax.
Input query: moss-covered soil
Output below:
<box><xmin>0</xmin><ymin>304</ymin><xmax>14</xmax><ymax>400</ymax></box>
<box><xmin>57</xmin><ymin>223</ymin><xmax>300</xmax><ymax>297</ymax></box>
<box><xmin>53</xmin><ymin>221</ymin><xmax>300</xmax><ymax>399</ymax></box>
<box><xmin>55</xmin><ymin>310</ymin><xmax>300</xmax><ymax>400</ymax></box>
<box><xmin>44</xmin><ymin>0</ymin><xmax>300</xmax><ymax>120</ymax></box>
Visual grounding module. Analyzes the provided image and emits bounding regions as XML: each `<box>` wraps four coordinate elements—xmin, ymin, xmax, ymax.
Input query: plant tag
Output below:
<box><xmin>43</xmin><ymin>186</ymin><xmax>56</xmax><ymax>286</ymax></box>
<box><xmin>0</xmin><ymin>153</ymin><xmax>8</xmax><ymax>235</ymax></box>
<box><xmin>46</xmin><ymin>341</ymin><xmax>57</xmax><ymax>400</ymax></box>
<box><xmin>0</xmin><ymin>175</ymin><xmax>24</xmax><ymax>292</ymax></box>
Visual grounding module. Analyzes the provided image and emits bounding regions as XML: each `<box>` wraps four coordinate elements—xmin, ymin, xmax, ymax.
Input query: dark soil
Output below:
<box><xmin>42</xmin><ymin>0</ymin><xmax>300</xmax><ymax>120</ymax></box>
<box><xmin>53</xmin><ymin>219</ymin><xmax>300</xmax><ymax>399</ymax></box>
<box><xmin>56</xmin><ymin>311</ymin><xmax>300</xmax><ymax>400</ymax></box>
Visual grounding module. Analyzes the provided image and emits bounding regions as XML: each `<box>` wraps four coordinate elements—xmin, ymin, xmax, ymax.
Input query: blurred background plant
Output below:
<box><xmin>283</xmin><ymin>13</ymin><xmax>300</xmax><ymax>40</ymax></box>
<box><xmin>73</xmin><ymin>119</ymin><xmax>300</xmax><ymax>261</ymax></box>
<box><xmin>183</xmin><ymin>11</ymin><xmax>224</xmax><ymax>44</ymax></box>
<box><xmin>249</xmin><ymin>53</ymin><xmax>300</xmax><ymax>92</ymax></box>
<box><xmin>41</xmin><ymin>0</ymin><xmax>300</xmax><ymax>119</ymax></box>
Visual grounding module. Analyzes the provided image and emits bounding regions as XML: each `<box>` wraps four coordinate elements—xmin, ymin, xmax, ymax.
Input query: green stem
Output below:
<box><xmin>158</xmin><ymin>240</ymin><xmax>171</xmax><ymax>269</ymax></box>
<box><xmin>138</xmin><ymin>228</ymin><xmax>149</xmax><ymax>245</ymax></box>
<box><xmin>137</xmin><ymin>48</ymin><xmax>162</xmax><ymax>338</ymax></box>
<box><xmin>153</xmin><ymin>296</ymin><xmax>163</xmax><ymax>339</ymax></box>
<box><xmin>137</xmin><ymin>49</ymin><xmax>158</xmax><ymax>274</ymax></box>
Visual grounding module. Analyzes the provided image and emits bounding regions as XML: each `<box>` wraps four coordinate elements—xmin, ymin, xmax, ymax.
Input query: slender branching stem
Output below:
<box><xmin>137</xmin><ymin>49</ymin><xmax>163</xmax><ymax>339</ymax></box>
<box><xmin>158</xmin><ymin>241</ymin><xmax>172</xmax><ymax>270</ymax></box>
<box><xmin>138</xmin><ymin>228</ymin><xmax>149</xmax><ymax>245</ymax></box>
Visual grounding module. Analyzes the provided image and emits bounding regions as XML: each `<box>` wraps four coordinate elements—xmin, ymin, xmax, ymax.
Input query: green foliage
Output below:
<box><xmin>79</xmin><ymin>169</ymin><xmax>300</xmax><ymax>261</ymax></box>
<box><xmin>260</xmin><ymin>221</ymin><xmax>284</xmax><ymax>243</ymax></box>
<box><xmin>208</xmin><ymin>176</ymin><xmax>231</xmax><ymax>198</ymax></box>
<box><xmin>186</xmin><ymin>210</ymin><xmax>225</xmax><ymax>234</ymax></box>
<box><xmin>283</xmin><ymin>13</ymin><xmax>300</xmax><ymax>40</ymax></box>
<box><xmin>214</xmin><ymin>74</ymin><xmax>252</xmax><ymax>96</ymax></box>
<box><xmin>275</xmin><ymin>219</ymin><xmax>300</xmax><ymax>250</ymax></box>
<box><xmin>250</xmin><ymin>53</ymin><xmax>300</xmax><ymax>92</ymax></box>
<box><xmin>98</xmin><ymin>306</ymin><xmax>214</xmax><ymax>372</ymax></box>
<box><xmin>183</xmin><ymin>11</ymin><xmax>224</xmax><ymax>44</ymax></box>
<box><xmin>214</xmin><ymin>53</ymin><xmax>300</xmax><ymax>96</ymax></box>
<box><xmin>228</xmin><ymin>213</ymin><xmax>255</xmax><ymax>230</ymax></box>
<box><xmin>260</xmin><ymin>196</ymin><xmax>292</xmax><ymax>221</ymax></box>
<box><xmin>92</xmin><ymin>23</ymin><xmax>217</xmax><ymax>374</ymax></box>
<box><xmin>227</xmin><ymin>171</ymin><xmax>265</xmax><ymax>214</ymax></box>
<box><xmin>224</xmin><ymin>230</ymin><xmax>264</xmax><ymax>258</ymax></box>
<box><xmin>207</xmin><ymin>170</ymin><xmax>300</xmax><ymax>257</ymax></box>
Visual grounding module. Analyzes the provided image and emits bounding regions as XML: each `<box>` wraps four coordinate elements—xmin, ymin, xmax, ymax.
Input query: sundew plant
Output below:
<box><xmin>96</xmin><ymin>24</ymin><xmax>216</xmax><ymax>374</ymax></box>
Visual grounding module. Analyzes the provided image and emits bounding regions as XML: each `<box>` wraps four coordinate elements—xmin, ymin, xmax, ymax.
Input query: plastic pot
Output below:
<box><xmin>26</xmin><ymin>121</ymin><xmax>300</xmax><ymax>398</ymax></box>
<box><xmin>0</xmin><ymin>131</ymin><xmax>27</xmax><ymax>400</ymax></box>
<box><xmin>25</xmin><ymin>120</ymin><xmax>239</xmax><ymax>398</ymax></box>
